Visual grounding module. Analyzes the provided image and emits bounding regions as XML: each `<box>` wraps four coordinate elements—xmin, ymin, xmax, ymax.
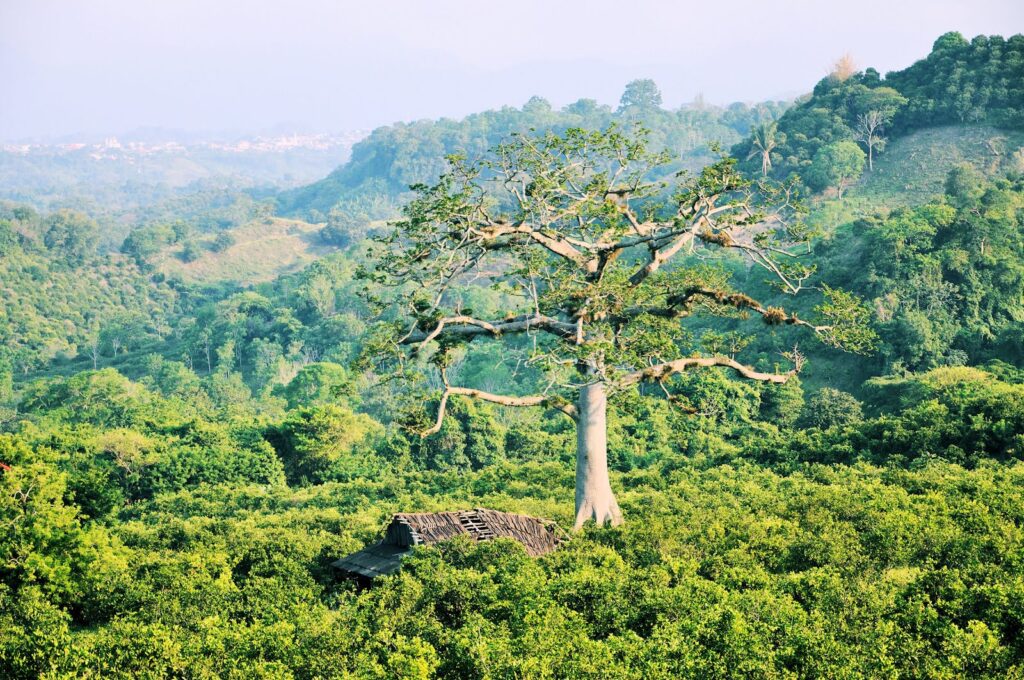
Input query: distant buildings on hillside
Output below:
<box><xmin>0</xmin><ymin>131</ymin><xmax>367</xmax><ymax>157</ymax></box>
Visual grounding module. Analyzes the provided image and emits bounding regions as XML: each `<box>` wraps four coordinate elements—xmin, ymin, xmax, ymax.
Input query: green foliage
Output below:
<box><xmin>319</xmin><ymin>207</ymin><xmax>359</xmax><ymax>247</ymax></box>
<box><xmin>120</xmin><ymin>223</ymin><xmax>177</xmax><ymax>265</ymax></box>
<box><xmin>813</xmin><ymin>285</ymin><xmax>878</xmax><ymax>352</ymax></box>
<box><xmin>0</xmin><ymin>584</ymin><xmax>72</xmax><ymax>680</ymax></box>
<box><xmin>1</xmin><ymin>33</ymin><xmax>1024</xmax><ymax>678</ymax></box>
<box><xmin>806</xmin><ymin>140</ymin><xmax>866</xmax><ymax>195</ymax></box>
<box><xmin>761</xmin><ymin>367</ymin><xmax>1024</xmax><ymax>467</ymax></box>
<box><xmin>945</xmin><ymin>162</ymin><xmax>987</xmax><ymax>200</ymax></box>
<box><xmin>759</xmin><ymin>376</ymin><xmax>805</xmax><ymax>428</ymax></box>
<box><xmin>0</xmin><ymin>356</ymin><xmax>13</xmax><ymax>405</ymax></box>
<box><xmin>180</xmin><ymin>240</ymin><xmax>203</xmax><ymax>262</ymax></box>
<box><xmin>0</xmin><ymin>207</ymin><xmax>179</xmax><ymax>373</ymax></box>
<box><xmin>733</xmin><ymin>72</ymin><xmax>902</xmax><ymax>183</ymax></box>
<box><xmin>20</xmin><ymin>369</ymin><xmax>157</xmax><ymax>428</ymax></box>
<box><xmin>15</xmin><ymin>370</ymin><xmax>286</xmax><ymax>506</ymax></box>
<box><xmin>819</xmin><ymin>173</ymin><xmax>1024</xmax><ymax>370</ymax></box>
<box><xmin>799</xmin><ymin>387</ymin><xmax>863</xmax><ymax>429</ymax></box>
<box><xmin>2</xmin><ymin>241</ymin><xmax>1023</xmax><ymax>678</ymax></box>
<box><xmin>887</xmin><ymin>33</ymin><xmax>1024</xmax><ymax>130</ymax></box>
<box><xmin>618</xmin><ymin>78</ymin><xmax>663</xmax><ymax>111</ymax></box>
<box><xmin>268</xmin><ymin>403</ymin><xmax>385</xmax><ymax>484</ymax></box>
<box><xmin>3</xmin><ymin>439</ymin><xmax>1023</xmax><ymax>677</ymax></box>
<box><xmin>42</xmin><ymin>210</ymin><xmax>99</xmax><ymax>265</ymax></box>
<box><xmin>275</xmin><ymin>361</ymin><xmax>351</xmax><ymax>409</ymax></box>
<box><xmin>210</xmin><ymin>231</ymin><xmax>237</xmax><ymax>252</ymax></box>
<box><xmin>417</xmin><ymin>397</ymin><xmax>507</xmax><ymax>472</ymax></box>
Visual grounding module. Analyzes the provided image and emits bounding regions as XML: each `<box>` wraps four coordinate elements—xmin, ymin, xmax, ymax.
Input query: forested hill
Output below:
<box><xmin>276</xmin><ymin>86</ymin><xmax>788</xmax><ymax>224</ymax></box>
<box><xmin>0</xmin><ymin>206</ymin><xmax>183</xmax><ymax>376</ymax></box>
<box><xmin>732</xmin><ymin>32</ymin><xmax>1024</xmax><ymax>190</ymax></box>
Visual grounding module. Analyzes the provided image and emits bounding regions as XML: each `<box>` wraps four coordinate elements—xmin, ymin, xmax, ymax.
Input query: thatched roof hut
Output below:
<box><xmin>333</xmin><ymin>508</ymin><xmax>562</xmax><ymax>580</ymax></box>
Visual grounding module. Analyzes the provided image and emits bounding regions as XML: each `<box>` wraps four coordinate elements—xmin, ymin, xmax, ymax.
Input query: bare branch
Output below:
<box><xmin>621</xmin><ymin>354</ymin><xmax>801</xmax><ymax>387</ymax></box>
<box><xmin>402</xmin><ymin>314</ymin><xmax>576</xmax><ymax>350</ymax></box>
<box><xmin>421</xmin><ymin>389</ymin><xmax>453</xmax><ymax>436</ymax></box>
<box><xmin>477</xmin><ymin>221</ymin><xmax>590</xmax><ymax>266</ymax></box>
<box><xmin>420</xmin><ymin>382</ymin><xmax>578</xmax><ymax>436</ymax></box>
<box><xmin>451</xmin><ymin>386</ymin><xmax>577</xmax><ymax>417</ymax></box>
<box><xmin>610</xmin><ymin>288</ymin><xmax>832</xmax><ymax>347</ymax></box>
<box><xmin>629</xmin><ymin>230</ymin><xmax>698</xmax><ymax>285</ymax></box>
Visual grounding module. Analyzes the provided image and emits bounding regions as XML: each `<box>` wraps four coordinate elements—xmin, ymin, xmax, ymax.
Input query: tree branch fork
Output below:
<box><xmin>418</xmin><ymin>351</ymin><xmax>802</xmax><ymax>437</ymax></box>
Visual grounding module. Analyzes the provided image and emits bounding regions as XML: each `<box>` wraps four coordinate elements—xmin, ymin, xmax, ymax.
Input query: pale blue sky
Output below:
<box><xmin>1</xmin><ymin>0</ymin><xmax>1021</xmax><ymax>140</ymax></box>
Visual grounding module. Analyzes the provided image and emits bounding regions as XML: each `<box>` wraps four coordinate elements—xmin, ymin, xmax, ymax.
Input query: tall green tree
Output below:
<box><xmin>365</xmin><ymin>126</ymin><xmax>873</xmax><ymax>528</ymax></box>
<box><xmin>618</xmin><ymin>79</ymin><xmax>663</xmax><ymax>112</ymax></box>
<box><xmin>806</xmin><ymin>140</ymin><xmax>866</xmax><ymax>196</ymax></box>
<box><xmin>42</xmin><ymin>211</ymin><xmax>98</xmax><ymax>266</ymax></box>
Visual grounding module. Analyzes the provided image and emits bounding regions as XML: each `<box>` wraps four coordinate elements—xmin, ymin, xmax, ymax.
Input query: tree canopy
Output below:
<box><xmin>364</xmin><ymin>124</ymin><xmax>874</xmax><ymax>526</ymax></box>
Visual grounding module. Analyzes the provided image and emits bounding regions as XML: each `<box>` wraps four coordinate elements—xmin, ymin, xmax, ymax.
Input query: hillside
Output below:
<box><xmin>732</xmin><ymin>32</ymin><xmax>1024</xmax><ymax>196</ymax></box>
<box><xmin>134</xmin><ymin>109</ymin><xmax>1023</xmax><ymax>321</ymax></box>
<box><xmin>0</xmin><ymin>207</ymin><xmax>182</xmax><ymax>376</ymax></box>
<box><xmin>0</xmin><ymin>133</ymin><xmax>363</xmax><ymax>252</ymax></box>
<box><xmin>5</xmin><ymin>30</ymin><xmax>1024</xmax><ymax>680</ymax></box>
<box><xmin>851</xmin><ymin>125</ymin><xmax>1024</xmax><ymax>205</ymax></box>
<box><xmin>0</xmin><ymin>250</ymin><xmax>178</xmax><ymax>373</ymax></box>
<box><xmin>277</xmin><ymin>89</ymin><xmax>789</xmax><ymax>223</ymax></box>
<box><xmin>155</xmin><ymin>217</ymin><xmax>335</xmax><ymax>284</ymax></box>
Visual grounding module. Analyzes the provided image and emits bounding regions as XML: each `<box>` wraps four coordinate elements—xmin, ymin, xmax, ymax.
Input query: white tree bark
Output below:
<box><xmin>574</xmin><ymin>381</ymin><xmax>622</xmax><ymax>529</ymax></box>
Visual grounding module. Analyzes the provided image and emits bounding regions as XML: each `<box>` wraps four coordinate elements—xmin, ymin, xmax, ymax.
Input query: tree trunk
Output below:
<box><xmin>574</xmin><ymin>381</ymin><xmax>622</xmax><ymax>529</ymax></box>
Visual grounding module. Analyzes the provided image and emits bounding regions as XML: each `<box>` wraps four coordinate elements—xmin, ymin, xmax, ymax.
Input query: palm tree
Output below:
<box><xmin>747</xmin><ymin>122</ymin><xmax>778</xmax><ymax>176</ymax></box>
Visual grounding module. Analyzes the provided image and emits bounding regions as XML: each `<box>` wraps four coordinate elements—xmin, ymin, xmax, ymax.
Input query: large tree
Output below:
<box><xmin>806</xmin><ymin>140</ymin><xmax>866</xmax><ymax>197</ymax></box>
<box><xmin>365</xmin><ymin>126</ymin><xmax>872</xmax><ymax>528</ymax></box>
<box><xmin>42</xmin><ymin>210</ymin><xmax>98</xmax><ymax>266</ymax></box>
<box><xmin>618</xmin><ymin>79</ymin><xmax>663</xmax><ymax>112</ymax></box>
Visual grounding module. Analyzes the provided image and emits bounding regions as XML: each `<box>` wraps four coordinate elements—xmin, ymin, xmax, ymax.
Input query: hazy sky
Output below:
<box><xmin>2</xmin><ymin>0</ymin><xmax>1022</xmax><ymax>140</ymax></box>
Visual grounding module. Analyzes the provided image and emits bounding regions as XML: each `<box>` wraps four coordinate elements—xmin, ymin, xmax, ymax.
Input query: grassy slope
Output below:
<box><xmin>805</xmin><ymin>125</ymin><xmax>1024</xmax><ymax>234</ymax></box>
<box><xmin>853</xmin><ymin>125</ymin><xmax>1024</xmax><ymax>205</ymax></box>
<box><xmin>157</xmin><ymin>217</ymin><xmax>333</xmax><ymax>284</ymax></box>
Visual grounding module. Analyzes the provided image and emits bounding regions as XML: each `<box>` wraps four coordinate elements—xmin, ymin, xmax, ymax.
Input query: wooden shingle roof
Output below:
<box><xmin>331</xmin><ymin>543</ymin><xmax>408</xmax><ymax>579</ymax></box>
<box><xmin>333</xmin><ymin>508</ymin><xmax>563</xmax><ymax>580</ymax></box>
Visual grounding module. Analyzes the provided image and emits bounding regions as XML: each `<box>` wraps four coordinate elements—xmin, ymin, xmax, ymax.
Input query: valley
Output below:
<box><xmin>2</xmin><ymin>28</ymin><xmax>1023</xmax><ymax>679</ymax></box>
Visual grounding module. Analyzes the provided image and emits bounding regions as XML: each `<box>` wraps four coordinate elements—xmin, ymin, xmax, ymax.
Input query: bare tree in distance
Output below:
<box><xmin>855</xmin><ymin>110</ymin><xmax>886</xmax><ymax>171</ymax></box>
<box><xmin>853</xmin><ymin>88</ymin><xmax>907</xmax><ymax>171</ymax></box>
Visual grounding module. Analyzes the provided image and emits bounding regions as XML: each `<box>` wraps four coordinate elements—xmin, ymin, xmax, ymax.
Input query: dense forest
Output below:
<box><xmin>2</xmin><ymin>31</ymin><xmax>1024</xmax><ymax>678</ymax></box>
